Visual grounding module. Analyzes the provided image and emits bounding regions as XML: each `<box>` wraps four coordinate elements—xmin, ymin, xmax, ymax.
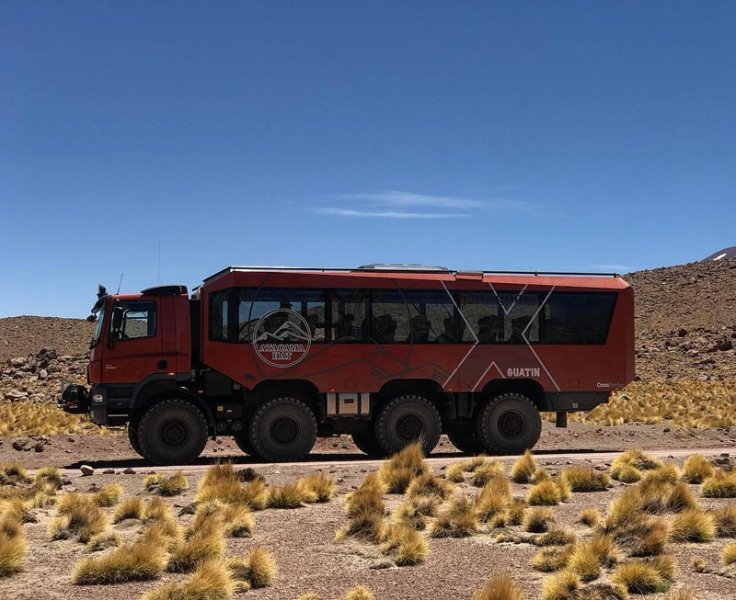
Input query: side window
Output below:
<box><xmin>208</xmin><ymin>290</ymin><xmax>229</xmax><ymax>341</ymax></box>
<box><xmin>402</xmin><ymin>291</ymin><xmax>456</xmax><ymax>343</ymax></box>
<box><xmin>458</xmin><ymin>291</ymin><xmax>539</xmax><ymax>343</ymax></box>
<box><xmin>541</xmin><ymin>293</ymin><xmax>617</xmax><ymax>344</ymax></box>
<box><xmin>498</xmin><ymin>293</ymin><xmax>540</xmax><ymax>343</ymax></box>
<box><xmin>237</xmin><ymin>288</ymin><xmax>326</xmax><ymax>343</ymax></box>
<box><xmin>330</xmin><ymin>289</ymin><xmax>368</xmax><ymax>343</ymax></box>
<box><xmin>371</xmin><ymin>291</ymin><xmax>410</xmax><ymax>342</ymax></box>
<box><xmin>111</xmin><ymin>301</ymin><xmax>156</xmax><ymax>341</ymax></box>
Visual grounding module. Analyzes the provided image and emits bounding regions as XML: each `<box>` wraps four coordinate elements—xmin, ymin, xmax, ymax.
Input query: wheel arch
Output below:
<box><xmin>377</xmin><ymin>379</ymin><xmax>443</xmax><ymax>408</ymax></box>
<box><xmin>130</xmin><ymin>383</ymin><xmax>216</xmax><ymax>435</ymax></box>
<box><xmin>249</xmin><ymin>379</ymin><xmax>323</xmax><ymax>421</ymax></box>
<box><xmin>479</xmin><ymin>379</ymin><xmax>546</xmax><ymax>411</ymax></box>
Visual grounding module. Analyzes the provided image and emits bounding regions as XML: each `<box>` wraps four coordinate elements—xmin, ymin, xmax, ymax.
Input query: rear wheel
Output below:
<box><xmin>351</xmin><ymin>430</ymin><xmax>386</xmax><ymax>458</ymax></box>
<box><xmin>476</xmin><ymin>393</ymin><xmax>542</xmax><ymax>455</ymax></box>
<box><xmin>447</xmin><ymin>428</ymin><xmax>485</xmax><ymax>455</ymax></box>
<box><xmin>374</xmin><ymin>394</ymin><xmax>442</xmax><ymax>456</ymax></box>
<box><xmin>233</xmin><ymin>430</ymin><xmax>260</xmax><ymax>458</ymax></box>
<box><xmin>137</xmin><ymin>398</ymin><xmax>209</xmax><ymax>465</ymax></box>
<box><xmin>248</xmin><ymin>396</ymin><xmax>317</xmax><ymax>462</ymax></box>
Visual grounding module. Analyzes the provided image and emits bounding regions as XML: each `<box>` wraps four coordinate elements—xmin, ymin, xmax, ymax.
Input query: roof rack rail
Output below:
<box><xmin>356</xmin><ymin>263</ymin><xmax>450</xmax><ymax>271</ymax></box>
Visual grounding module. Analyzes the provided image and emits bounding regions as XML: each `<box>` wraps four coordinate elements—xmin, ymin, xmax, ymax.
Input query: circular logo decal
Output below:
<box><xmin>253</xmin><ymin>308</ymin><xmax>312</xmax><ymax>368</ymax></box>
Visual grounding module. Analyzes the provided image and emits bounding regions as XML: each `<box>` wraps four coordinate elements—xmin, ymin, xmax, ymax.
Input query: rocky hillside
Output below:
<box><xmin>0</xmin><ymin>258</ymin><xmax>735</xmax><ymax>406</ymax></box>
<box><xmin>628</xmin><ymin>258</ymin><xmax>736</xmax><ymax>381</ymax></box>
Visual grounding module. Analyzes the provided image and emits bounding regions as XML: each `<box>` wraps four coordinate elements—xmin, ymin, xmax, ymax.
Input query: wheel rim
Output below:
<box><xmin>396</xmin><ymin>414</ymin><xmax>423</xmax><ymax>441</ymax></box>
<box><xmin>160</xmin><ymin>419</ymin><xmax>187</xmax><ymax>447</ymax></box>
<box><xmin>271</xmin><ymin>416</ymin><xmax>300</xmax><ymax>444</ymax></box>
<box><xmin>498</xmin><ymin>410</ymin><xmax>526</xmax><ymax>440</ymax></box>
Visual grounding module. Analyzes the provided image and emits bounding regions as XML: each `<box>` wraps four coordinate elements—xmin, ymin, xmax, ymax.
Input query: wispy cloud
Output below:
<box><xmin>315</xmin><ymin>207</ymin><xmax>469</xmax><ymax>219</ymax></box>
<box><xmin>589</xmin><ymin>263</ymin><xmax>634</xmax><ymax>273</ymax></box>
<box><xmin>314</xmin><ymin>190</ymin><xmax>534</xmax><ymax>219</ymax></box>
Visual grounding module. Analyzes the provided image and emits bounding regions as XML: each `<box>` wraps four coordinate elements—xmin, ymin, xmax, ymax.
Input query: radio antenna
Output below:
<box><xmin>157</xmin><ymin>239</ymin><xmax>161</xmax><ymax>285</ymax></box>
<box><xmin>116</xmin><ymin>273</ymin><xmax>124</xmax><ymax>294</ymax></box>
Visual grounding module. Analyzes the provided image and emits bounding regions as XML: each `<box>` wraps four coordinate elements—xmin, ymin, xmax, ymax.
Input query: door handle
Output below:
<box><xmin>156</xmin><ymin>360</ymin><xmax>168</xmax><ymax>370</ymax></box>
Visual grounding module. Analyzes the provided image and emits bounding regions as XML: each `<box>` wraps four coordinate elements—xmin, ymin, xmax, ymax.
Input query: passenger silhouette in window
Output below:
<box><xmin>436</xmin><ymin>317</ymin><xmax>458</xmax><ymax>343</ymax></box>
<box><xmin>477</xmin><ymin>315</ymin><xmax>502</xmax><ymax>343</ymax></box>
<box><xmin>409</xmin><ymin>315</ymin><xmax>431</xmax><ymax>343</ymax></box>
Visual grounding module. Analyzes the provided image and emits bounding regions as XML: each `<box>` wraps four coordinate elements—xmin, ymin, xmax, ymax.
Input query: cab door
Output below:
<box><xmin>103</xmin><ymin>299</ymin><xmax>163</xmax><ymax>384</ymax></box>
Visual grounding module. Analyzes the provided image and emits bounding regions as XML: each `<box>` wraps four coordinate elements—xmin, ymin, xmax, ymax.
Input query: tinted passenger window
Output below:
<box><xmin>111</xmin><ymin>301</ymin><xmax>156</xmax><ymax>341</ymax></box>
<box><xmin>208</xmin><ymin>290</ymin><xmax>229</xmax><ymax>341</ymax></box>
<box><xmin>237</xmin><ymin>289</ymin><xmax>326</xmax><ymax>343</ymax></box>
<box><xmin>541</xmin><ymin>293</ymin><xmax>616</xmax><ymax>344</ymax></box>
<box><xmin>330</xmin><ymin>289</ymin><xmax>368</xmax><ymax>342</ymax></box>
<box><xmin>458</xmin><ymin>291</ymin><xmax>539</xmax><ymax>343</ymax></box>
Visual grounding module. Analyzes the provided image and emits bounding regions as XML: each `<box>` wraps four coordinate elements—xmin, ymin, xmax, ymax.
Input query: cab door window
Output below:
<box><xmin>111</xmin><ymin>301</ymin><xmax>157</xmax><ymax>342</ymax></box>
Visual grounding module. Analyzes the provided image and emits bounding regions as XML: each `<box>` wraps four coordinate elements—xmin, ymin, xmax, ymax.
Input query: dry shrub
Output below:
<box><xmin>568</xmin><ymin>550</ymin><xmax>600</xmax><ymax>582</ymax></box>
<box><xmin>0</xmin><ymin>514</ymin><xmax>26</xmax><ymax>577</ymax></box>
<box><xmin>143</xmin><ymin>497</ymin><xmax>174</xmax><ymax>523</ymax></box>
<box><xmin>142</xmin><ymin>560</ymin><xmax>234</xmax><ymax>600</ymax></box>
<box><xmin>527</xmin><ymin>480</ymin><xmax>561</xmax><ymax>506</ymax></box>
<box><xmin>168</xmin><ymin>514</ymin><xmax>225</xmax><ymax>573</ymax></box>
<box><xmin>472</xmin><ymin>461</ymin><xmax>505</xmax><ymax>487</ymax></box>
<box><xmin>612</xmin><ymin>560</ymin><xmax>670</xmax><ymax>594</ymax></box>
<box><xmin>507</xmin><ymin>498</ymin><xmax>527</xmax><ymax>526</ymax></box>
<box><xmin>268</xmin><ymin>481</ymin><xmax>314</xmax><ymax>508</ymax></box>
<box><xmin>578</xmin><ymin>508</ymin><xmax>601</xmax><ymax>527</ymax></box>
<box><xmin>557</xmin><ymin>478</ymin><xmax>572</xmax><ymax>502</ymax></box>
<box><xmin>0</xmin><ymin>498</ymin><xmax>34</xmax><ymax>524</ymax></box>
<box><xmin>228</xmin><ymin>546</ymin><xmax>276</xmax><ymax>589</ymax></box>
<box><xmin>511</xmin><ymin>450</ymin><xmax>537</xmax><ymax>483</ymax></box>
<box><xmin>51</xmin><ymin>493</ymin><xmax>107</xmax><ymax>543</ymax></box>
<box><xmin>473</xmin><ymin>573</ymin><xmax>524</xmax><ymax>600</ymax></box>
<box><xmin>701</xmin><ymin>470</ymin><xmax>736</xmax><ymax>498</ymax></box>
<box><xmin>605</xmin><ymin>488</ymin><xmax>644</xmax><ymax>531</ymax></box>
<box><xmin>156</xmin><ymin>472</ymin><xmax>188</xmax><ymax>497</ymax></box>
<box><xmin>87</xmin><ymin>531</ymin><xmax>121</xmax><ymax>552</ymax></box>
<box><xmin>339</xmin><ymin>476</ymin><xmax>387</xmax><ymax>543</ymax></box>
<box><xmin>429</xmin><ymin>494</ymin><xmax>478</xmax><ymax>538</ymax></box>
<box><xmin>669</xmin><ymin>509</ymin><xmax>715</xmax><ymax>543</ymax></box>
<box><xmin>382</xmin><ymin>525</ymin><xmax>428</xmax><ymax>566</ymax></box>
<box><xmin>641</xmin><ymin>464</ymin><xmax>680</xmax><ymax>485</ymax></box>
<box><xmin>196</xmin><ymin>463</ymin><xmax>268</xmax><ymax>509</ymax></box>
<box><xmin>611</xmin><ymin>449</ymin><xmax>661</xmax><ymax>482</ymax></box>
<box><xmin>712</xmin><ymin>505</ymin><xmax>736</xmax><ymax>537</ymax></box>
<box><xmin>561</xmin><ymin>467</ymin><xmax>610</xmax><ymax>492</ymax></box>
<box><xmin>144</xmin><ymin>473</ymin><xmax>163</xmax><ymax>489</ymax></box>
<box><xmin>666</xmin><ymin>481</ymin><xmax>698</xmax><ymax>513</ymax></box>
<box><xmin>576</xmin><ymin>583</ymin><xmax>627</xmax><ymax>600</ymax></box>
<box><xmin>522</xmin><ymin>507</ymin><xmax>555</xmax><ymax>533</ymax></box>
<box><xmin>475</xmin><ymin>477</ymin><xmax>511</xmax><ymax>522</ymax></box>
<box><xmin>446</xmin><ymin>462</ymin><xmax>466</xmax><ymax>483</ymax></box>
<box><xmin>682</xmin><ymin>455</ymin><xmax>714</xmax><ymax>484</ymax></box>
<box><xmin>617</xmin><ymin>517</ymin><xmax>669</xmax><ymax>557</ymax></box>
<box><xmin>194</xmin><ymin>501</ymin><xmax>253</xmax><ymax>538</ymax></box>
<box><xmin>0</xmin><ymin>400</ymin><xmax>103</xmax><ymax>436</ymax></box>
<box><xmin>72</xmin><ymin>535</ymin><xmax>166</xmax><ymax>584</ymax></box>
<box><xmin>541</xmin><ymin>570</ymin><xmax>580</xmax><ymax>600</ymax></box>
<box><xmin>113</xmin><ymin>497</ymin><xmax>143</xmax><ymax>522</ymax></box>
<box><xmin>344</xmin><ymin>586</ymin><xmax>375</xmax><ymax>600</ymax></box>
<box><xmin>611</xmin><ymin>464</ymin><xmax>642</xmax><ymax>484</ymax></box>
<box><xmin>531</xmin><ymin>469</ymin><xmax>552</xmax><ymax>485</ymax></box>
<box><xmin>392</xmin><ymin>496</ymin><xmax>438</xmax><ymax>530</ymax></box>
<box><xmin>407</xmin><ymin>473</ymin><xmax>453</xmax><ymax>500</ymax></box>
<box><xmin>650</xmin><ymin>554</ymin><xmax>677</xmax><ymax>582</ymax></box>
<box><xmin>35</xmin><ymin>466</ymin><xmax>63</xmax><ymax>489</ymax></box>
<box><xmin>533</xmin><ymin>546</ymin><xmax>574</xmax><ymax>572</ymax></box>
<box><xmin>94</xmin><ymin>483</ymin><xmax>122</xmax><ymax>507</ymax></box>
<box><xmin>301</xmin><ymin>472</ymin><xmax>334</xmax><ymax>502</ymax></box>
<box><xmin>0</xmin><ymin>463</ymin><xmax>31</xmax><ymax>485</ymax></box>
<box><xmin>568</xmin><ymin>535</ymin><xmax>620</xmax><ymax>581</ymax></box>
<box><xmin>722</xmin><ymin>542</ymin><xmax>736</xmax><ymax>565</ymax></box>
<box><xmin>463</xmin><ymin>455</ymin><xmax>489</xmax><ymax>472</ymax></box>
<box><xmin>690</xmin><ymin>556</ymin><xmax>706</xmax><ymax>572</ymax></box>
<box><xmin>534</xmin><ymin>529</ymin><xmax>577</xmax><ymax>547</ymax></box>
<box><xmin>378</xmin><ymin>442</ymin><xmax>428</xmax><ymax>494</ymax></box>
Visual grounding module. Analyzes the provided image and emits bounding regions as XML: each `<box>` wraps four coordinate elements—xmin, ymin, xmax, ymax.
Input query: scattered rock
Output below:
<box><xmin>102</xmin><ymin>469</ymin><xmax>115</xmax><ymax>475</ymax></box>
<box><xmin>123</xmin><ymin>467</ymin><xmax>136</xmax><ymax>474</ymax></box>
<box><xmin>80</xmin><ymin>465</ymin><xmax>94</xmax><ymax>476</ymax></box>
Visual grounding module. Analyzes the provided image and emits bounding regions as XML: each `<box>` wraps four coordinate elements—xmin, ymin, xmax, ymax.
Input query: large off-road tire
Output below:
<box><xmin>447</xmin><ymin>428</ymin><xmax>485</xmax><ymax>455</ymax></box>
<box><xmin>374</xmin><ymin>394</ymin><xmax>442</xmax><ymax>456</ymax></box>
<box><xmin>248</xmin><ymin>396</ymin><xmax>317</xmax><ymax>462</ymax></box>
<box><xmin>137</xmin><ymin>398</ymin><xmax>209</xmax><ymax>465</ymax></box>
<box><xmin>476</xmin><ymin>393</ymin><xmax>542</xmax><ymax>455</ymax></box>
<box><xmin>127</xmin><ymin>422</ymin><xmax>146</xmax><ymax>459</ymax></box>
<box><xmin>351</xmin><ymin>430</ymin><xmax>386</xmax><ymax>458</ymax></box>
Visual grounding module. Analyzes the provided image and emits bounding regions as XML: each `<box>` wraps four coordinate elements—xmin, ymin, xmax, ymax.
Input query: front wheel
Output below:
<box><xmin>374</xmin><ymin>394</ymin><xmax>442</xmax><ymax>456</ymax></box>
<box><xmin>476</xmin><ymin>393</ymin><xmax>542</xmax><ymax>455</ymax></box>
<box><xmin>137</xmin><ymin>398</ymin><xmax>209</xmax><ymax>465</ymax></box>
<box><xmin>248</xmin><ymin>396</ymin><xmax>317</xmax><ymax>462</ymax></box>
<box><xmin>127</xmin><ymin>422</ymin><xmax>146</xmax><ymax>459</ymax></box>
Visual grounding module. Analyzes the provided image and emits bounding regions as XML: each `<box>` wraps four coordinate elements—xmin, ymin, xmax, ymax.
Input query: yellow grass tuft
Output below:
<box><xmin>87</xmin><ymin>531</ymin><xmax>121</xmax><ymax>552</ymax></box>
<box><xmin>446</xmin><ymin>462</ymin><xmax>465</xmax><ymax>483</ymax></box>
<box><xmin>561</xmin><ymin>467</ymin><xmax>609</xmax><ymax>492</ymax></box>
<box><xmin>301</xmin><ymin>471</ymin><xmax>335</xmax><ymax>502</ymax></box>
<box><xmin>522</xmin><ymin>507</ymin><xmax>555</xmax><ymax>533</ymax></box>
<box><xmin>712</xmin><ymin>505</ymin><xmax>736</xmax><ymax>537</ymax></box>
<box><xmin>473</xmin><ymin>573</ymin><xmax>525</xmax><ymax>600</ymax></box>
<box><xmin>344</xmin><ymin>586</ymin><xmax>375</xmax><ymax>600</ymax></box>
<box><xmin>534</xmin><ymin>529</ymin><xmax>577</xmax><ymax>547</ymax></box>
<box><xmin>681</xmin><ymin>455</ymin><xmax>714</xmax><ymax>484</ymax></box>
<box><xmin>722</xmin><ymin>542</ymin><xmax>736</xmax><ymax>566</ymax></box>
<box><xmin>382</xmin><ymin>525</ymin><xmax>428</xmax><ymax>566</ymax></box>
<box><xmin>378</xmin><ymin>441</ymin><xmax>428</xmax><ymax>494</ymax></box>
<box><xmin>532</xmin><ymin>546</ymin><xmax>574</xmax><ymax>572</ymax></box>
<box><xmin>268</xmin><ymin>481</ymin><xmax>314</xmax><ymax>508</ymax></box>
<box><xmin>541</xmin><ymin>570</ymin><xmax>580</xmax><ymax>600</ymax></box>
<box><xmin>527</xmin><ymin>480</ymin><xmax>562</xmax><ymax>506</ymax></box>
<box><xmin>0</xmin><ymin>401</ymin><xmax>104</xmax><ymax>436</ymax></box>
<box><xmin>568</xmin><ymin>550</ymin><xmax>600</xmax><ymax>582</ymax></box>
<box><xmin>701</xmin><ymin>469</ymin><xmax>736</xmax><ymax>498</ymax></box>
<box><xmin>51</xmin><ymin>493</ymin><xmax>107</xmax><ymax>543</ymax></box>
<box><xmin>575</xmin><ymin>583</ymin><xmax>628</xmax><ymax>600</ymax></box>
<box><xmin>154</xmin><ymin>472</ymin><xmax>188</xmax><ymax>497</ymax></box>
<box><xmin>407</xmin><ymin>472</ymin><xmax>454</xmax><ymax>500</ymax></box>
<box><xmin>230</xmin><ymin>546</ymin><xmax>277</xmax><ymax>589</ymax></box>
<box><xmin>475</xmin><ymin>477</ymin><xmax>511</xmax><ymax>522</ymax></box>
<box><xmin>429</xmin><ymin>494</ymin><xmax>478</xmax><ymax>538</ymax></box>
<box><xmin>669</xmin><ymin>509</ymin><xmax>716</xmax><ymax>543</ymax></box>
<box><xmin>578</xmin><ymin>508</ymin><xmax>601</xmax><ymax>527</ymax></box>
<box><xmin>72</xmin><ymin>535</ymin><xmax>166</xmax><ymax>584</ymax></box>
<box><xmin>113</xmin><ymin>497</ymin><xmax>143</xmax><ymax>522</ymax></box>
<box><xmin>142</xmin><ymin>560</ymin><xmax>235</xmax><ymax>600</ymax></box>
<box><xmin>604</xmin><ymin>488</ymin><xmax>644</xmax><ymax>532</ymax></box>
<box><xmin>35</xmin><ymin>466</ymin><xmax>63</xmax><ymax>489</ymax></box>
<box><xmin>472</xmin><ymin>460</ymin><xmax>505</xmax><ymax>487</ymax></box>
<box><xmin>94</xmin><ymin>483</ymin><xmax>122</xmax><ymax>507</ymax></box>
<box><xmin>0</xmin><ymin>515</ymin><xmax>26</xmax><ymax>577</ymax></box>
<box><xmin>612</xmin><ymin>560</ymin><xmax>670</xmax><ymax>594</ymax></box>
<box><xmin>194</xmin><ymin>500</ymin><xmax>253</xmax><ymax>538</ymax></box>
<box><xmin>168</xmin><ymin>514</ymin><xmax>225</xmax><ymax>573</ymax></box>
<box><xmin>611</xmin><ymin>449</ymin><xmax>661</xmax><ymax>482</ymax></box>
<box><xmin>507</xmin><ymin>498</ymin><xmax>527</xmax><ymax>526</ymax></box>
<box><xmin>531</xmin><ymin>469</ymin><xmax>552</xmax><ymax>485</ymax></box>
<box><xmin>392</xmin><ymin>496</ymin><xmax>439</xmax><ymax>530</ymax></box>
<box><xmin>196</xmin><ymin>463</ymin><xmax>268</xmax><ymax>508</ymax></box>
<box><xmin>641</xmin><ymin>463</ymin><xmax>680</xmax><ymax>485</ymax></box>
<box><xmin>511</xmin><ymin>450</ymin><xmax>537</xmax><ymax>483</ymax></box>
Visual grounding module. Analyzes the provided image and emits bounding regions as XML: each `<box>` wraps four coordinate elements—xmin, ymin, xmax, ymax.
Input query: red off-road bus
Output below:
<box><xmin>61</xmin><ymin>265</ymin><xmax>635</xmax><ymax>464</ymax></box>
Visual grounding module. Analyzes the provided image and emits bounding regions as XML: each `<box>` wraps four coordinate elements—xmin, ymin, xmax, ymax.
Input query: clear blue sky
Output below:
<box><xmin>1</xmin><ymin>2</ymin><xmax>734</xmax><ymax>318</ymax></box>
